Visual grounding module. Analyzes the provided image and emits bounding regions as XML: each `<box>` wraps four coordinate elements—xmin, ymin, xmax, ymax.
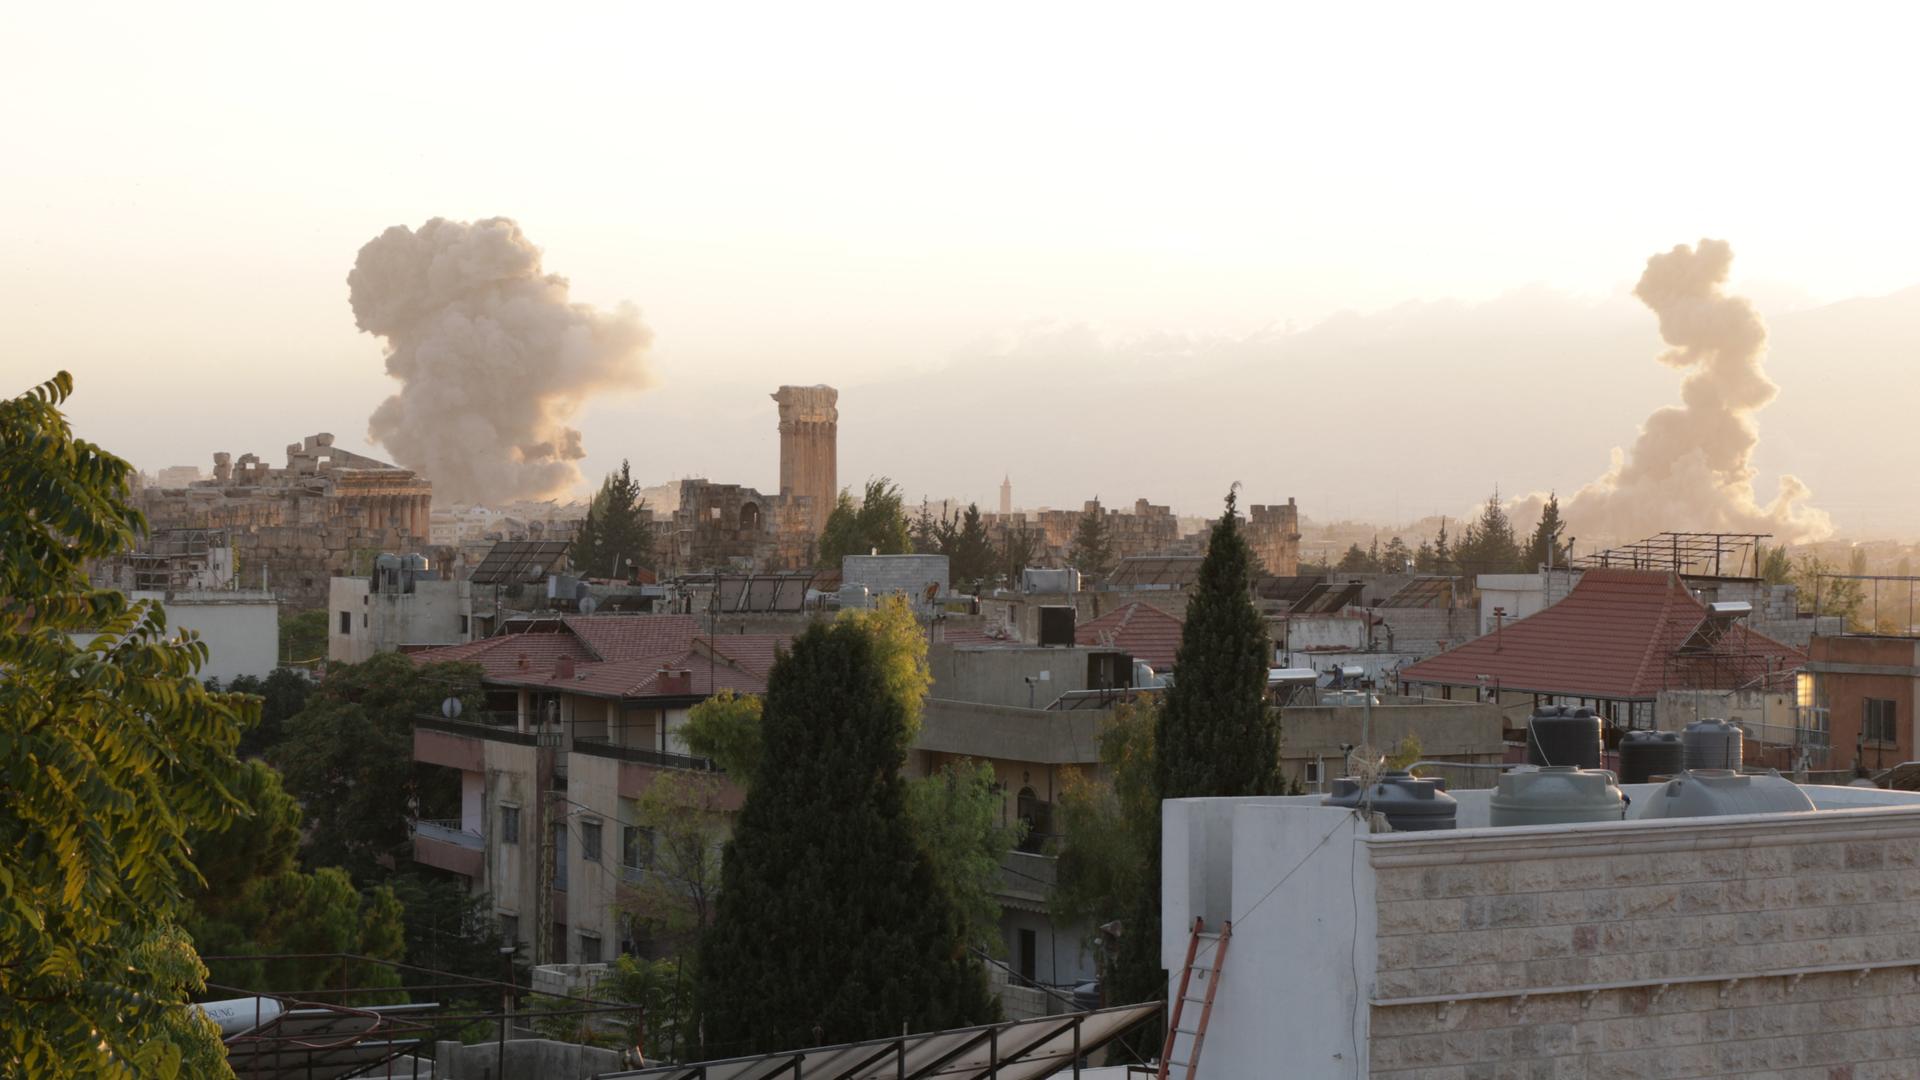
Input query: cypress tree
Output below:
<box><xmin>1524</xmin><ymin>492</ymin><xmax>1567</xmax><ymax>569</ymax></box>
<box><xmin>1070</xmin><ymin>499</ymin><xmax>1115</xmax><ymax>581</ymax></box>
<box><xmin>1109</xmin><ymin>489</ymin><xmax>1280</xmax><ymax>1015</ymax></box>
<box><xmin>695</xmin><ymin>621</ymin><xmax>993</xmax><ymax>1055</ymax></box>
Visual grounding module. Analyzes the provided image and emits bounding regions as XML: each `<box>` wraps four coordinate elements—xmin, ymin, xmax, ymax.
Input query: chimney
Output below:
<box><xmin>657</xmin><ymin>668</ymin><xmax>692</xmax><ymax>695</ymax></box>
<box><xmin>554</xmin><ymin>656</ymin><xmax>576</xmax><ymax>681</ymax></box>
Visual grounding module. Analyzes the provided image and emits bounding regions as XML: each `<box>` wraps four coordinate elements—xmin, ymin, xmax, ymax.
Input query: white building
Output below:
<box><xmin>75</xmin><ymin>589</ymin><xmax>279</xmax><ymax>684</ymax></box>
<box><xmin>1161</xmin><ymin>781</ymin><xmax>1920</xmax><ymax>1077</ymax></box>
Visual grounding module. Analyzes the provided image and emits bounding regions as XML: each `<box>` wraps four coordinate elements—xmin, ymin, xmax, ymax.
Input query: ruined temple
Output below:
<box><xmin>1246</xmin><ymin>499</ymin><xmax>1302</xmax><ymax>576</ymax></box>
<box><xmin>137</xmin><ymin>433</ymin><xmax>433</xmax><ymax>610</ymax></box>
<box><xmin>662</xmin><ymin>387</ymin><xmax>838</xmax><ymax>574</ymax></box>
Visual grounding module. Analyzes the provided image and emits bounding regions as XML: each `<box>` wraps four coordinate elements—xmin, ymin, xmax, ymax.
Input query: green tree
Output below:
<box><xmin>903</xmin><ymin>761</ymin><xmax>1026</xmax><ymax>957</ymax></box>
<box><xmin>999</xmin><ymin>524</ymin><xmax>1039</xmax><ymax>588</ymax></box>
<box><xmin>1337</xmin><ymin>542</ymin><xmax>1374</xmax><ymax>573</ymax></box>
<box><xmin>223</xmin><ymin>667</ymin><xmax>312</xmax><ymax>758</ymax></box>
<box><xmin>1050</xmin><ymin>697</ymin><xmax>1158</xmax><ymax>967</ymax></box>
<box><xmin>1524</xmin><ymin>493</ymin><xmax>1568</xmax><ymax>570</ymax></box>
<box><xmin>944</xmin><ymin>502</ymin><xmax>995</xmax><ymax>591</ymax></box>
<box><xmin>1454</xmin><ymin>492</ymin><xmax>1523</xmax><ymax>574</ymax></box>
<box><xmin>573</xmin><ymin>459</ymin><xmax>654</xmax><ymax>578</ymax></box>
<box><xmin>1382</xmin><ymin>536</ymin><xmax>1413</xmax><ymax>573</ymax></box>
<box><xmin>816</xmin><ymin>478</ymin><xmax>913</xmax><ymax>569</ymax></box>
<box><xmin>619</xmin><ymin>771</ymin><xmax>731</xmax><ymax>951</ymax></box>
<box><xmin>681</xmin><ymin>689</ymin><xmax>765</xmax><ymax>779</ymax></box>
<box><xmin>696</xmin><ymin>621</ymin><xmax>993</xmax><ymax>1055</ymax></box>
<box><xmin>1759</xmin><ymin>544</ymin><xmax>1793</xmax><ymax>585</ymax></box>
<box><xmin>270</xmin><ymin>652</ymin><xmax>483</xmax><ymax>879</ymax></box>
<box><xmin>1118</xmin><ymin>490</ymin><xmax>1281</xmax><ymax>1011</ymax></box>
<box><xmin>1432</xmin><ymin>518</ymin><xmax>1453</xmax><ymax>573</ymax></box>
<box><xmin>278</xmin><ymin>609</ymin><xmax>328</xmax><ymax>666</ymax></box>
<box><xmin>1</xmin><ymin>372</ymin><xmax>242</xmax><ymax>1077</ymax></box>
<box><xmin>1069</xmin><ymin>500</ymin><xmax>1115</xmax><ymax>581</ymax></box>
<box><xmin>196</xmin><ymin>868</ymin><xmax>407</xmax><ymax>1005</ymax></box>
<box><xmin>386</xmin><ymin>872</ymin><xmax>513</xmax><ymax>1007</ymax></box>
<box><xmin>911</xmin><ymin>498</ymin><xmax>942</xmax><ymax>555</ymax></box>
<box><xmin>185</xmin><ymin>760</ymin><xmax>303</xmax><ymax>914</ymax></box>
<box><xmin>1413</xmin><ymin>538</ymin><xmax>1437</xmax><ymax>572</ymax></box>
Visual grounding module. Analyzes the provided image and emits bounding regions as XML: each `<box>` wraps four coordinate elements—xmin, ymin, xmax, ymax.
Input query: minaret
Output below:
<box><xmin>1000</xmin><ymin>474</ymin><xmax>1012</xmax><ymax>517</ymax></box>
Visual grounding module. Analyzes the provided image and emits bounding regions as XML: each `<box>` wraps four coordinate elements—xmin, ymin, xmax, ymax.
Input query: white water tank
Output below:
<box><xmin>196</xmin><ymin>996</ymin><xmax>285</xmax><ymax>1036</ymax></box>
<box><xmin>1489</xmin><ymin>766</ymin><xmax>1626</xmax><ymax>827</ymax></box>
<box><xmin>1635</xmin><ymin>770</ymin><xmax>1815</xmax><ymax>819</ymax></box>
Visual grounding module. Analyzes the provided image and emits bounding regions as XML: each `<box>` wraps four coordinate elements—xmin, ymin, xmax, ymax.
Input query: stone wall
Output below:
<box><xmin>1366</xmin><ymin>809</ymin><xmax>1920</xmax><ymax>1078</ymax></box>
<box><xmin>142</xmin><ymin>437</ymin><xmax>432</xmax><ymax>611</ymax></box>
<box><xmin>1247</xmin><ymin>499</ymin><xmax>1302</xmax><ymax>576</ymax></box>
<box><xmin>773</xmin><ymin>384</ymin><xmax>837</xmax><ymax>537</ymax></box>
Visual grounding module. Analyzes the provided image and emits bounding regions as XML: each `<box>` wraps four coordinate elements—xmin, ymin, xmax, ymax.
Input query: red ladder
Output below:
<box><xmin>1158</xmin><ymin>916</ymin><xmax>1231</xmax><ymax>1080</ymax></box>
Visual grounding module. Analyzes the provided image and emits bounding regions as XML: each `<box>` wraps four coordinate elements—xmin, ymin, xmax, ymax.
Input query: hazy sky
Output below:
<box><xmin>5</xmin><ymin>3</ymin><xmax>1917</xmax><ymax>533</ymax></box>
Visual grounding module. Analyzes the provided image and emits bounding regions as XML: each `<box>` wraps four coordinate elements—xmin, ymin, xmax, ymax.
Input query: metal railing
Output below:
<box><xmin>414</xmin><ymin>818</ymin><xmax>483</xmax><ymax>850</ymax></box>
<box><xmin>414</xmin><ymin>713</ymin><xmax>539</xmax><ymax>746</ymax></box>
<box><xmin>570</xmin><ymin>737</ymin><xmax>720</xmax><ymax>772</ymax></box>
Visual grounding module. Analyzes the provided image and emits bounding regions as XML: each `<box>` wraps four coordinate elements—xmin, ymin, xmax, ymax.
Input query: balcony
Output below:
<box><xmin>412</xmin><ymin>817</ymin><xmax>484</xmax><ymax>877</ymax></box>
<box><xmin>571</xmin><ymin>736</ymin><xmax>719</xmax><ymax>772</ymax></box>
<box><xmin>998</xmin><ymin>849</ymin><xmax>1058</xmax><ymax>913</ymax></box>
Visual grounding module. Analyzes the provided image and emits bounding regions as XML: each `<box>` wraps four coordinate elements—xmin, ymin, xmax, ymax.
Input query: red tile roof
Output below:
<box><xmin>1397</xmin><ymin>569</ymin><xmax>1805</xmax><ymax>700</ymax></box>
<box><xmin>560</xmin><ymin>615</ymin><xmax>704</xmax><ymax>661</ymax></box>
<box><xmin>1076</xmin><ymin>601</ymin><xmax>1185</xmax><ymax>670</ymax></box>
<box><xmin>412</xmin><ymin>632</ymin><xmax>601</xmax><ymax>682</ymax></box>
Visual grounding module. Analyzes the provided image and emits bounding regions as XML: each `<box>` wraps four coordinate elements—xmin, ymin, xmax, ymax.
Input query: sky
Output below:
<box><xmin>4</xmin><ymin>2</ymin><xmax>1918</xmax><ymax>534</ymax></box>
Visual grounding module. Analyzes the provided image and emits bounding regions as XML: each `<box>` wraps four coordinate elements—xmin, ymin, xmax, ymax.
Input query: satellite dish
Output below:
<box><xmin>579</xmin><ymin>596</ymin><xmax>600</xmax><ymax>615</ymax></box>
<box><xmin>441</xmin><ymin>696</ymin><xmax>463</xmax><ymax>719</ymax></box>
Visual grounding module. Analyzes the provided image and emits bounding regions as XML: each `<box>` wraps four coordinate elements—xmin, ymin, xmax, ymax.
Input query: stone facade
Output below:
<box><xmin>138</xmin><ymin>434</ymin><xmax>432</xmax><ymax>611</ymax></box>
<box><xmin>1247</xmin><ymin>498</ymin><xmax>1302</xmax><ymax>576</ymax></box>
<box><xmin>773</xmin><ymin>384</ymin><xmax>837</xmax><ymax>537</ymax></box>
<box><xmin>1368</xmin><ymin>809</ymin><xmax>1920</xmax><ymax>1077</ymax></box>
<box><xmin>667</xmin><ymin>479</ymin><xmax>812</xmax><ymax>573</ymax></box>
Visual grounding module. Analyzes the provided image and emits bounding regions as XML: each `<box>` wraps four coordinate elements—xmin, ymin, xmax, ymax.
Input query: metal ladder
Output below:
<box><xmin>1158</xmin><ymin>916</ymin><xmax>1231</xmax><ymax>1080</ymax></box>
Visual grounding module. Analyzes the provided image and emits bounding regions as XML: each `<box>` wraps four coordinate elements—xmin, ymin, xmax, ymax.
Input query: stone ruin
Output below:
<box><xmin>138</xmin><ymin>434</ymin><xmax>433</xmax><ymax>610</ymax></box>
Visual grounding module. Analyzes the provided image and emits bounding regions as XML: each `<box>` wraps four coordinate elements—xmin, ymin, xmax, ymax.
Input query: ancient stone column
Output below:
<box><xmin>772</xmin><ymin>385</ymin><xmax>838</xmax><ymax>538</ymax></box>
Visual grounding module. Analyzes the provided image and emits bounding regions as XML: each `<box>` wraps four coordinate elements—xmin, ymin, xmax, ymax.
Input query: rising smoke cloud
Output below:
<box><xmin>350</xmin><ymin>217</ymin><xmax>652</xmax><ymax>505</ymax></box>
<box><xmin>1560</xmin><ymin>239</ymin><xmax>1832</xmax><ymax>544</ymax></box>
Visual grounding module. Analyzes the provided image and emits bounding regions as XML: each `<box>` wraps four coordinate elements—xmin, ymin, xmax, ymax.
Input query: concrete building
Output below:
<box><xmin>327</xmin><ymin>566</ymin><xmax>481</xmax><ymax>664</ymax></box>
<box><xmin>90</xmin><ymin>527</ymin><xmax>236</xmax><ymax>593</ymax></box>
<box><xmin>1160</xmin><ymin>782</ymin><xmax>1920</xmax><ymax>1077</ymax></box>
<box><xmin>138</xmin><ymin>433</ymin><xmax>432</xmax><ymax>611</ymax></box>
<box><xmin>1807</xmin><ymin>633</ymin><xmax>1920</xmax><ymax>775</ymax></box>
<box><xmin>408</xmin><ymin>615</ymin><xmax>775</xmax><ymax>964</ymax></box>
<box><xmin>773</xmin><ymin>384</ymin><xmax>837</xmax><ymax>538</ymax></box>
<box><xmin>1277</xmin><ymin>695</ymin><xmax>1505</xmax><ymax>793</ymax></box>
<box><xmin>840</xmin><ymin>553</ymin><xmax>951</xmax><ymax>609</ymax></box>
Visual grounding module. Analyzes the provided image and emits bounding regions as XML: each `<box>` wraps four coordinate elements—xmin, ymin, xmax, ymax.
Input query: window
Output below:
<box><xmin>338</xmin><ymin>611</ymin><xmax>352</xmax><ymax>634</ymax></box>
<box><xmin>499</xmin><ymin>805</ymin><xmax>520</xmax><ymax>845</ymax></box>
<box><xmin>1304</xmin><ymin>758</ymin><xmax>1323</xmax><ymax>786</ymax></box>
<box><xmin>499</xmin><ymin>912</ymin><xmax>518</xmax><ymax>944</ymax></box>
<box><xmin>362</xmin><ymin>612</ymin><xmax>368</xmax><ymax>628</ymax></box>
<box><xmin>581</xmin><ymin>820</ymin><xmax>603</xmax><ymax>863</ymax></box>
<box><xmin>553</xmin><ymin>823</ymin><xmax>568</xmax><ymax>891</ymax></box>
<box><xmin>1865</xmin><ymin>698</ymin><xmax>1898</xmax><ymax>744</ymax></box>
<box><xmin>1017</xmin><ymin>928</ymin><xmax>1037</xmax><ymax>983</ymax></box>
<box><xmin>577</xmin><ymin>932</ymin><xmax>602</xmax><ymax>964</ymax></box>
<box><xmin>460</xmin><ymin>615</ymin><xmax>470</xmax><ymax>636</ymax></box>
<box><xmin>622</xmin><ymin>824</ymin><xmax>654</xmax><ymax>870</ymax></box>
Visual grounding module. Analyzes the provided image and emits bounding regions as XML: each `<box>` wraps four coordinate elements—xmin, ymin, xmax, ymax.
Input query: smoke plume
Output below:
<box><xmin>1562</xmin><ymin>239</ymin><xmax>1831</xmax><ymax>543</ymax></box>
<box><xmin>350</xmin><ymin>216</ymin><xmax>652</xmax><ymax>505</ymax></box>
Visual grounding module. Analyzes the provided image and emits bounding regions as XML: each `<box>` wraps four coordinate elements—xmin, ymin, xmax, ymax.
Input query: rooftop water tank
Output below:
<box><xmin>195</xmin><ymin>996</ymin><xmax>286</xmax><ymax>1036</ymax></box>
<box><xmin>1526</xmin><ymin>706</ymin><xmax>1603</xmax><ymax>769</ymax></box>
<box><xmin>1635</xmin><ymin>770</ymin><xmax>1814</xmax><ymax>819</ymax></box>
<box><xmin>1682</xmin><ymin>719</ymin><xmax>1744</xmax><ymax>771</ymax></box>
<box><xmin>1489</xmin><ymin>766</ymin><xmax>1625</xmax><ymax>827</ymax></box>
<box><xmin>1618</xmin><ymin>731</ymin><xmax>1685</xmax><ymax>784</ymax></box>
<box><xmin>1323</xmin><ymin>771</ymin><xmax>1457</xmax><ymax>831</ymax></box>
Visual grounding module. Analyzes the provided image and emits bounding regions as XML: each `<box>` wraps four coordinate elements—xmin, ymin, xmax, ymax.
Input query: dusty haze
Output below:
<box><xmin>349</xmin><ymin>217</ymin><xmax>653</xmax><ymax>504</ymax></box>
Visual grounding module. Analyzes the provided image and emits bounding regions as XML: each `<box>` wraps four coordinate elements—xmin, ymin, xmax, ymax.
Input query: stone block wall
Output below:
<box><xmin>1366</xmin><ymin>811</ymin><xmax>1920</xmax><ymax>1078</ymax></box>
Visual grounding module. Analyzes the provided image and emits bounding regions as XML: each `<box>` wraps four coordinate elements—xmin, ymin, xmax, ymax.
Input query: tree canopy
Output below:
<box><xmin>942</xmin><ymin>503</ymin><xmax>995</xmax><ymax>591</ymax></box>
<box><xmin>696</xmin><ymin>619</ymin><xmax>993</xmax><ymax>1055</ymax></box>
<box><xmin>816</xmin><ymin>478</ymin><xmax>913</xmax><ymax>569</ymax></box>
<box><xmin>1452</xmin><ymin>491</ymin><xmax>1526</xmax><ymax>574</ymax></box>
<box><xmin>573</xmin><ymin>458</ymin><xmax>654</xmax><ymax>578</ymax></box>
<box><xmin>1069</xmin><ymin>500</ymin><xmax>1114</xmax><ymax>581</ymax></box>
<box><xmin>269</xmin><ymin>652</ymin><xmax>482</xmax><ymax>879</ymax></box>
<box><xmin>1524</xmin><ymin>492</ymin><xmax>1568</xmax><ymax>570</ymax></box>
<box><xmin>1</xmin><ymin>372</ymin><xmax>243</xmax><ymax>1077</ymax></box>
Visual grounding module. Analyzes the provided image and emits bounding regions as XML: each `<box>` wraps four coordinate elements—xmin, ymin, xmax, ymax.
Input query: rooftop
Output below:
<box><xmin>1076</xmin><ymin>601</ymin><xmax>1184</xmax><ymax>669</ymax></box>
<box><xmin>1398</xmin><ymin>569</ymin><xmax>1805</xmax><ymax>700</ymax></box>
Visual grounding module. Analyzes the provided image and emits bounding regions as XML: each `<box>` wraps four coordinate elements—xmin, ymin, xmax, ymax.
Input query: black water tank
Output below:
<box><xmin>1322</xmin><ymin>771</ymin><xmax>1457</xmax><ymax>831</ymax></box>
<box><xmin>1526</xmin><ymin>706</ymin><xmax>1603</xmax><ymax>769</ymax></box>
<box><xmin>1037</xmin><ymin>605</ymin><xmax>1077</xmax><ymax>646</ymax></box>
<box><xmin>1618</xmin><ymin>730</ymin><xmax>1685</xmax><ymax>784</ymax></box>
